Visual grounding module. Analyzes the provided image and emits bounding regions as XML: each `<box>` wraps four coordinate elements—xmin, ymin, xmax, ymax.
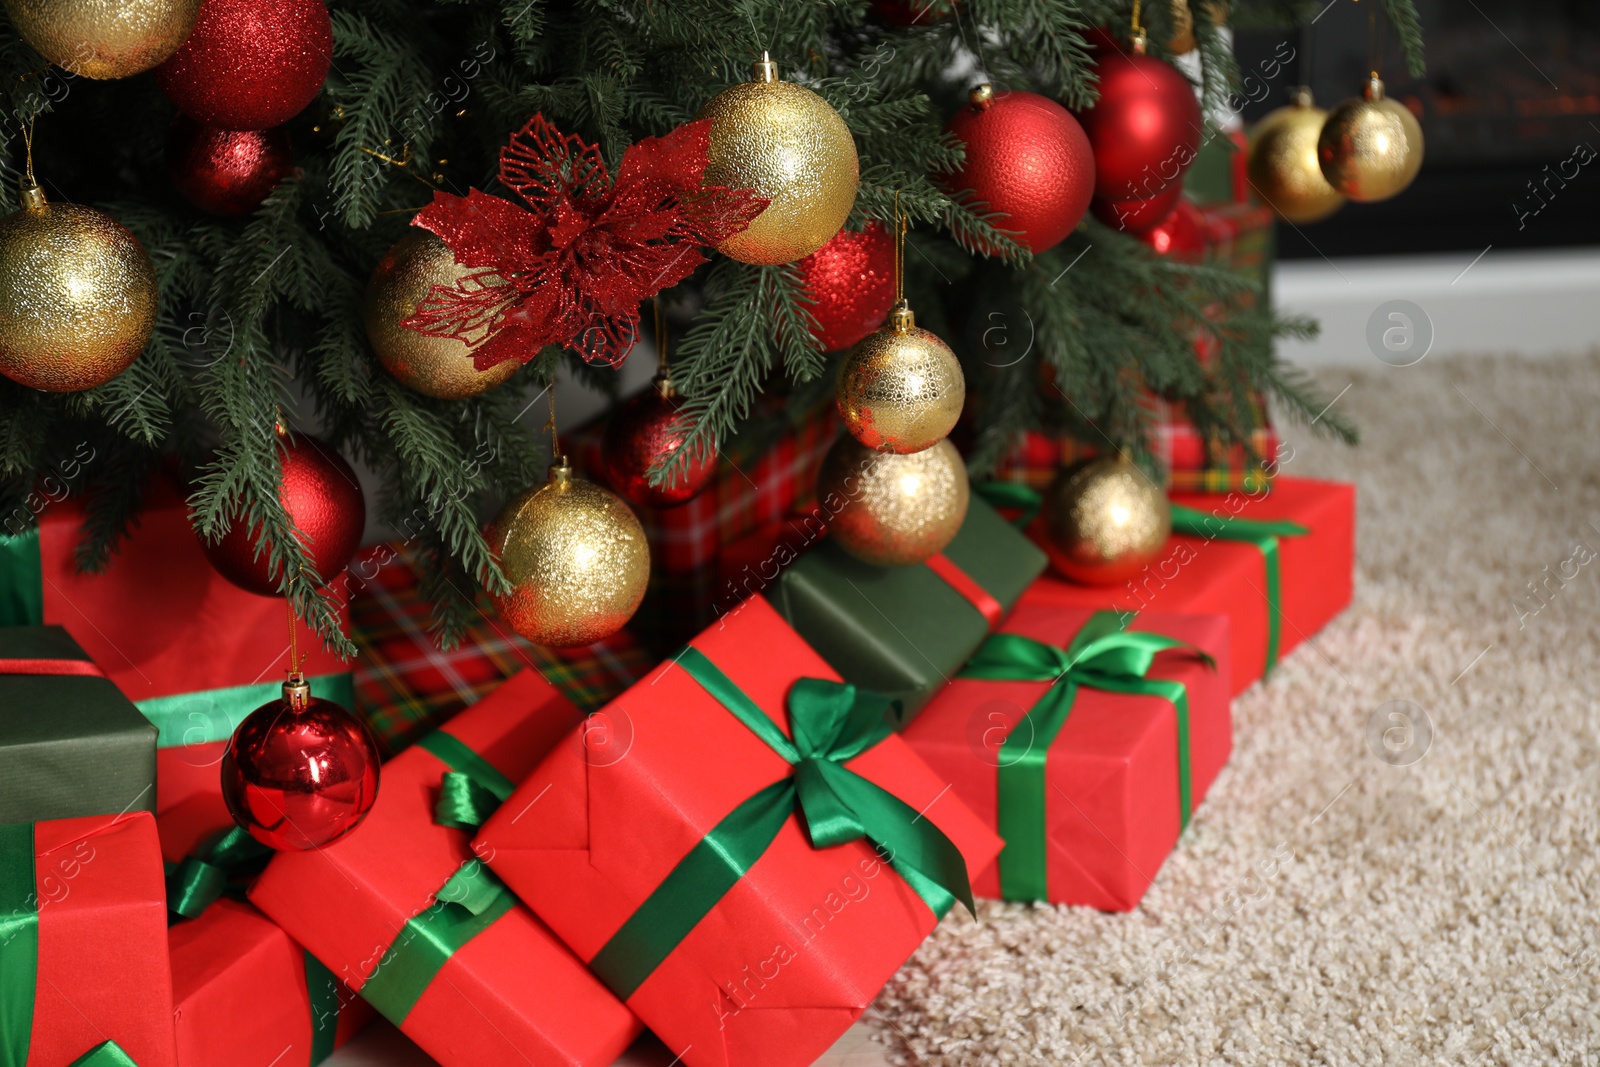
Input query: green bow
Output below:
<box><xmin>69</xmin><ymin>1041</ymin><xmax>138</xmax><ymax>1067</ymax></box>
<box><xmin>959</xmin><ymin>611</ymin><xmax>1212</xmax><ymax>901</ymax></box>
<box><xmin>1170</xmin><ymin>503</ymin><xmax>1307</xmax><ymax>673</ymax></box>
<box><xmin>165</xmin><ymin>826</ymin><xmax>272</xmax><ymax>921</ymax></box>
<box><xmin>586</xmin><ymin>647</ymin><xmax>975</xmax><ymax>1001</ymax></box>
<box><xmin>418</xmin><ymin>732</ymin><xmax>515</xmax><ymax>829</ymax></box>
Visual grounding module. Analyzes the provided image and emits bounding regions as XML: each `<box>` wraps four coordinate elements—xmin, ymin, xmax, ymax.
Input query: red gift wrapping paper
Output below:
<box><xmin>902</xmin><ymin>602</ymin><xmax>1232</xmax><ymax>910</ymax></box>
<box><xmin>473</xmin><ymin>596</ymin><xmax>1002</xmax><ymax>1067</ymax></box>
<box><xmin>249</xmin><ymin>669</ymin><xmax>642</xmax><ymax>1067</ymax></box>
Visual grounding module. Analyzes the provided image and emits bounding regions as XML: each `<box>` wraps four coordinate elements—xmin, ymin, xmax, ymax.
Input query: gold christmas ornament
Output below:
<box><xmin>486</xmin><ymin>458</ymin><xmax>650</xmax><ymax>648</ymax></box>
<box><xmin>1248</xmin><ymin>87</ymin><xmax>1345</xmax><ymax>224</ymax></box>
<box><xmin>365</xmin><ymin>232</ymin><xmax>518</xmax><ymax>399</ymax></box>
<box><xmin>837</xmin><ymin>300</ymin><xmax>965</xmax><ymax>454</ymax></box>
<box><xmin>0</xmin><ymin>183</ymin><xmax>158</xmax><ymax>393</ymax></box>
<box><xmin>695</xmin><ymin>52</ymin><xmax>859</xmax><ymax>265</ymax></box>
<box><xmin>1317</xmin><ymin>75</ymin><xmax>1424</xmax><ymax>203</ymax></box>
<box><xmin>818</xmin><ymin>435</ymin><xmax>969</xmax><ymax>567</ymax></box>
<box><xmin>1040</xmin><ymin>455</ymin><xmax>1171</xmax><ymax>586</ymax></box>
<box><xmin>4</xmin><ymin>0</ymin><xmax>201</xmax><ymax>79</ymax></box>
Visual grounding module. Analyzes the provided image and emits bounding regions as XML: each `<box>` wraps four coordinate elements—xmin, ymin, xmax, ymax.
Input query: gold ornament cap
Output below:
<box><xmin>968</xmin><ymin>83</ymin><xmax>995</xmax><ymax>111</ymax></box>
<box><xmin>282</xmin><ymin>671</ymin><xmax>313</xmax><ymax>711</ymax></box>
<box><xmin>887</xmin><ymin>299</ymin><xmax>915</xmax><ymax>333</ymax></box>
<box><xmin>19</xmin><ymin>182</ymin><xmax>46</xmax><ymax>212</ymax></box>
<box><xmin>1364</xmin><ymin>75</ymin><xmax>1385</xmax><ymax>102</ymax></box>
<box><xmin>751</xmin><ymin>51</ymin><xmax>779</xmax><ymax>82</ymax></box>
<box><xmin>1129</xmin><ymin>30</ymin><xmax>1149</xmax><ymax>55</ymax></box>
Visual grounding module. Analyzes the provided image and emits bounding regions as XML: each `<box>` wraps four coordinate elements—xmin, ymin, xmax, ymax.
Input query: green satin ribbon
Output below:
<box><xmin>136</xmin><ymin>673</ymin><xmax>355</xmax><ymax>749</ymax></box>
<box><xmin>959</xmin><ymin>611</ymin><xmax>1212</xmax><ymax>902</ymax></box>
<box><xmin>418</xmin><ymin>732</ymin><xmax>514</xmax><ymax>829</ymax></box>
<box><xmin>0</xmin><ymin>823</ymin><xmax>38</xmax><ymax>1067</ymax></box>
<box><xmin>165</xmin><ymin>826</ymin><xmax>272</xmax><ymax>921</ymax></box>
<box><xmin>974</xmin><ymin>481</ymin><xmax>1044</xmax><ymax>528</ymax></box>
<box><xmin>1170</xmin><ymin>503</ymin><xmax>1308</xmax><ymax>672</ymax></box>
<box><xmin>587</xmin><ymin>647</ymin><xmax>975</xmax><ymax>1001</ymax></box>
<box><xmin>68</xmin><ymin>1041</ymin><xmax>137</xmax><ymax>1066</ymax></box>
<box><xmin>304</xmin><ymin>952</ymin><xmax>340</xmax><ymax>1064</ymax></box>
<box><xmin>0</xmin><ymin>528</ymin><xmax>44</xmax><ymax>628</ymax></box>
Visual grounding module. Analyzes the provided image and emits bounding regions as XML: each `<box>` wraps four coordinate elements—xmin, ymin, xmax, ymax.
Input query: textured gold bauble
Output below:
<box><xmin>4</xmin><ymin>0</ymin><xmax>201</xmax><ymax>79</ymax></box>
<box><xmin>1041</xmin><ymin>456</ymin><xmax>1171</xmax><ymax>586</ymax></box>
<box><xmin>818</xmin><ymin>435</ymin><xmax>969</xmax><ymax>567</ymax></box>
<box><xmin>365</xmin><ymin>232</ymin><xmax>518</xmax><ymax>399</ymax></box>
<box><xmin>487</xmin><ymin>461</ymin><xmax>650</xmax><ymax>649</ymax></box>
<box><xmin>0</xmin><ymin>184</ymin><xmax>158</xmax><ymax>393</ymax></box>
<box><xmin>695</xmin><ymin>54</ymin><xmax>859</xmax><ymax>266</ymax></box>
<box><xmin>1317</xmin><ymin>76</ymin><xmax>1424</xmax><ymax>203</ymax></box>
<box><xmin>1249</xmin><ymin>89</ymin><xmax>1345</xmax><ymax>224</ymax></box>
<box><xmin>837</xmin><ymin>302</ymin><xmax>965</xmax><ymax>455</ymax></box>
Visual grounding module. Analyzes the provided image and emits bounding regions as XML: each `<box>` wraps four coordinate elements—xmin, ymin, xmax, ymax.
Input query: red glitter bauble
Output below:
<box><xmin>940</xmin><ymin>86</ymin><xmax>1094</xmax><ymax>254</ymax></box>
<box><xmin>202</xmin><ymin>431</ymin><xmax>366</xmax><ymax>596</ymax></box>
<box><xmin>795</xmin><ymin>221</ymin><xmax>897</xmax><ymax>352</ymax></box>
<box><xmin>599</xmin><ymin>377</ymin><xmax>717</xmax><ymax>508</ymax></box>
<box><xmin>221</xmin><ymin>679</ymin><xmax>381</xmax><ymax>851</ymax></box>
<box><xmin>1090</xmin><ymin>182</ymin><xmax>1185</xmax><ymax>234</ymax></box>
<box><xmin>167</xmin><ymin>115</ymin><xmax>291</xmax><ymax>216</ymax></box>
<box><xmin>154</xmin><ymin>0</ymin><xmax>332</xmax><ymax>130</ymax></box>
<box><xmin>1139</xmin><ymin>196</ymin><xmax>1206</xmax><ymax>261</ymax></box>
<box><xmin>1073</xmin><ymin>52</ymin><xmax>1202</xmax><ymax>201</ymax></box>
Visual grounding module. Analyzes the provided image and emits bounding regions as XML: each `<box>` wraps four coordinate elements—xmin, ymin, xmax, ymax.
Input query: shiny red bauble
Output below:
<box><xmin>795</xmin><ymin>221</ymin><xmax>897</xmax><ymax>352</ymax></box>
<box><xmin>167</xmin><ymin>116</ymin><xmax>292</xmax><ymax>216</ymax></box>
<box><xmin>940</xmin><ymin>86</ymin><xmax>1095</xmax><ymax>254</ymax></box>
<box><xmin>870</xmin><ymin>0</ymin><xmax>953</xmax><ymax>25</ymax></box>
<box><xmin>1139</xmin><ymin>196</ymin><xmax>1206</xmax><ymax>261</ymax></box>
<box><xmin>600</xmin><ymin>377</ymin><xmax>717</xmax><ymax>509</ymax></box>
<box><xmin>221</xmin><ymin>680</ymin><xmax>381</xmax><ymax>851</ymax></box>
<box><xmin>1091</xmin><ymin>182</ymin><xmax>1185</xmax><ymax>234</ymax></box>
<box><xmin>1074</xmin><ymin>51</ymin><xmax>1202</xmax><ymax>201</ymax></box>
<box><xmin>155</xmin><ymin>0</ymin><xmax>332</xmax><ymax>130</ymax></box>
<box><xmin>202</xmin><ymin>432</ymin><xmax>366</xmax><ymax>596</ymax></box>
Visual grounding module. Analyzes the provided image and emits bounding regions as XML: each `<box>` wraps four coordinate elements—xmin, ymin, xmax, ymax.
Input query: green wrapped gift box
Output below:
<box><xmin>0</xmin><ymin>625</ymin><xmax>158</xmax><ymax>822</ymax></box>
<box><xmin>767</xmin><ymin>496</ymin><xmax>1048</xmax><ymax>724</ymax></box>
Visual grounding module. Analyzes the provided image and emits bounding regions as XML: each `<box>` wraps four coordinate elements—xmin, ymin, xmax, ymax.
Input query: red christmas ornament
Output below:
<box><xmin>939</xmin><ymin>84</ymin><xmax>1094</xmax><ymax>254</ymax></box>
<box><xmin>1138</xmin><ymin>196</ymin><xmax>1206</xmax><ymax>261</ymax></box>
<box><xmin>1074</xmin><ymin>44</ymin><xmax>1202</xmax><ymax>201</ymax></box>
<box><xmin>795</xmin><ymin>221</ymin><xmax>897</xmax><ymax>352</ymax></box>
<box><xmin>221</xmin><ymin>673</ymin><xmax>381</xmax><ymax>851</ymax></box>
<box><xmin>870</xmin><ymin>0</ymin><xmax>954</xmax><ymax>26</ymax></box>
<box><xmin>203</xmin><ymin>430</ymin><xmax>366</xmax><ymax>596</ymax></box>
<box><xmin>1090</xmin><ymin>182</ymin><xmax>1185</xmax><ymax>234</ymax></box>
<box><xmin>405</xmin><ymin>115</ymin><xmax>767</xmax><ymax>370</ymax></box>
<box><xmin>166</xmin><ymin>115</ymin><xmax>292</xmax><ymax>216</ymax></box>
<box><xmin>599</xmin><ymin>375</ymin><xmax>717</xmax><ymax>508</ymax></box>
<box><xmin>154</xmin><ymin>0</ymin><xmax>332</xmax><ymax>130</ymax></box>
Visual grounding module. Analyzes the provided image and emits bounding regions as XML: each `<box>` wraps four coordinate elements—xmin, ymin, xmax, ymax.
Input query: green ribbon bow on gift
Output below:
<box><xmin>419</xmin><ymin>732</ymin><xmax>515</xmax><ymax>830</ymax></box>
<box><xmin>69</xmin><ymin>1041</ymin><xmax>139</xmax><ymax>1066</ymax></box>
<box><xmin>586</xmin><ymin>647</ymin><xmax>975</xmax><ymax>1001</ymax></box>
<box><xmin>959</xmin><ymin>610</ymin><xmax>1213</xmax><ymax>902</ymax></box>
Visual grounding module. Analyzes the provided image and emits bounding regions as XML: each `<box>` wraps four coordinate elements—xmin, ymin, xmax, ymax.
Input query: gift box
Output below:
<box><xmin>249</xmin><ymin>668</ymin><xmax>642</xmax><ymax>1067</ymax></box>
<box><xmin>0</xmin><ymin>811</ymin><xmax>177</xmax><ymax>1067</ymax></box>
<box><xmin>902</xmin><ymin>602</ymin><xmax>1231</xmax><ymax>910</ymax></box>
<box><xmin>473</xmin><ymin>596</ymin><xmax>1002</xmax><ymax>1067</ymax></box>
<box><xmin>1024</xmin><ymin>476</ymin><xmax>1355</xmax><ymax>695</ymax></box>
<box><xmin>767</xmin><ymin>495</ymin><xmax>1047</xmax><ymax>723</ymax></box>
<box><xmin>0</xmin><ymin>625</ymin><xmax>157</xmax><ymax>823</ymax></box>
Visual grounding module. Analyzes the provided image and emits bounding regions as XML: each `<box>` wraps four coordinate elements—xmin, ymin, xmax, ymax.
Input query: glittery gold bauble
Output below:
<box><xmin>1040</xmin><ymin>456</ymin><xmax>1171</xmax><ymax>586</ymax></box>
<box><xmin>487</xmin><ymin>460</ymin><xmax>650</xmax><ymax>648</ymax></box>
<box><xmin>365</xmin><ymin>232</ymin><xmax>518</xmax><ymax>399</ymax></box>
<box><xmin>0</xmin><ymin>184</ymin><xmax>158</xmax><ymax>393</ymax></box>
<box><xmin>4</xmin><ymin>0</ymin><xmax>201</xmax><ymax>79</ymax></box>
<box><xmin>837</xmin><ymin>301</ymin><xmax>965</xmax><ymax>455</ymax></box>
<box><xmin>1248</xmin><ymin>88</ymin><xmax>1345</xmax><ymax>224</ymax></box>
<box><xmin>1317</xmin><ymin>75</ymin><xmax>1424</xmax><ymax>203</ymax></box>
<box><xmin>695</xmin><ymin>54</ymin><xmax>859</xmax><ymax>265</ymax></box>
<box><xmin>818</xmin><ymin>436</ymin><xmax>969</xmax><ymax>567</ymax></box>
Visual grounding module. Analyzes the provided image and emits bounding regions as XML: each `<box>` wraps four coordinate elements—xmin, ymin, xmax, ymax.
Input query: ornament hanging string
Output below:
<box><xmin>1131</xmin><ymin>0</ymin><xmax>1144</xmax><ymax>35</ymax></box>
<box><xmin>546</xmin><ymin>384</ymin><xmax>561</xmax><ymax>460</ymax></box>
<box><xmin>892</xmin><ymin>190</ymin><xmax>908</xmax><ymax>304</ymax></box>
<box><xmin>653</xmin><ymin>296</ymin><xmax>668</xmax><ymax>376</ymax></box>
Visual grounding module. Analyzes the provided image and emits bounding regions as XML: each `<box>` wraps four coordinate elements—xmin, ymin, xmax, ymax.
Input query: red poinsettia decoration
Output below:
<box><xmin>403</xmin><ymin>115</ymin><xmax>767</xmax><ymax>368</ymax></box>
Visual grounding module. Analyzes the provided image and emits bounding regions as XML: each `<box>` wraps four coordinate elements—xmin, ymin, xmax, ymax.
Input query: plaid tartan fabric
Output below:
<box><xmin>348</xmin><ymin>542</ymin><xmax>656</xmax><ymax>754</ymax></box>
<box><xmin>1200</xmin><ymin>200</ymin><xmax>1276</xmax><ymax>294</ymax></box>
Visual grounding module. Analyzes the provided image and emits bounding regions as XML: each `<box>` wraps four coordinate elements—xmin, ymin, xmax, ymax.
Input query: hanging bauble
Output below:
<box><xmin>221</xmin><ymin>673</ymin><xmax>381</xmax><ymax>851</ymax></box>
<box><xmin>1091</xmin><ymin>181</ymin><xmax>1185</xmax><ymax>235</ymax></box>
<box><xmin>365</xmin><ymin>232</ymin><xmax>518</xmax><ymax>399</ymax></box>
<box><xmin>1138</xmin><ymin>196</ymin><xmax>1206</xmax><ymax>261</ymax></box>
<box><xmin>1039</xmin><ymin>455</ymin><xmax>1171</xmax><ymax>585</ymax></box>
<box><xmin>3</xmin><ymin>0</ymin><xmax>201</xmax><ymax>79</ymax></box>
<box><xmin>487</xmin><ymin>459</ymin><xmax>650</xmax><ymax>648</ymax></box>
<box><xmin>694</xmin><ymin>53</ymin><xmax>858</xmax><ymax>265</ymax></box>
<box><xmin>167</xmin><ymin>115</ymin><xmax>292</xmax><ymax>216</ymax></box>
<box><xmin>869</xmin><ymin>0</ymin><xmax>954</xmax><ymax>26</ymax></box>
<box><xmin>940</xmin><ymin>84</ymin><xmax>1095</xmax><ymax>254</ymax></box>
<box><xmin>1247</xmin><ymin>88</ymin><xmax>1344</xmax><ymax>224</ymax></box>
<box><xmin>795</xmin><ymin>221</ymin><xmax>897</xmax><ymax>352</ymax></box>
<box><xmin>1317</xmin><ymin>75</ymin><xmax>1424</xmax><ymax>203</ymax></box>
<box><xmin>154</xmin><ymin>0</ymin><xmax>332</xmax><ymax>130</ymax></box>
<box><xmin>0</xmin><ymin>183</ymin><xmax>157</xmax><ymax>393</ymax></box>
<box><xmin>837</xmin><ymin>300</ymin><xmax>965</xmax><ymax>454</ymax></box>
<box><xmin>202</xmin><ymin>430</ymin><xmax>367</xmax><ymax>596</ymax></box>
<box><xmin>818</xmin><ymin>436</ymin><xmax>969</xmax><ymax>567</ymax></box>
<box><xmin>1073</xmin><ymin>36</ymin><xmax>1203</xmax><ymax>201</ymax></box>
<box><xmin>599</xmin><ymin>374</ymin><xmax>717</xmax><ymax>509</ymax></box>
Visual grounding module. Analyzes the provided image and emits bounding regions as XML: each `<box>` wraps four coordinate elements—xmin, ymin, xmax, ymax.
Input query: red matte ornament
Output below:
<box><xmin>600</xmin><ymin>375</ymin><xmax>717</xmax><ymax>508</ymax></box>
<box><xmin>154</xmin><ymin>0</ymin><xmax>332</xmax><ymax>130</ymax></box>
<box><xmin>167</xmin><ymin>115</ymin><xmax>292</xmax><ymax>216</ymax></box>
<box><xmin>1091</xmin><ymin>181</ymin><xmax>1185</xmax><ymax>234</ymax></box>
<box><xmin>1139</xmin><ymin>196</ymin><xmax>1206</xmax><ymax>260</ymax></box>
<box><xmin>794</xmin><ymin>220</ymin><xmax>897</xmax><ymax>351</ymax></box>
<box><xmin>1074</xmin><ymin>49</ymin><xmax>1203</xmax><ymax>201</ymax></box>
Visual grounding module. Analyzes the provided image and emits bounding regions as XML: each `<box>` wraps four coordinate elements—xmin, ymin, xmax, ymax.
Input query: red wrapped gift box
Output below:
<box><xmin>249</xmin><ymin>669</ymin><xmax>642</xmax><ymax>1067</ymax></box>
<box><xmin>473</xmin><ymin>596</ymin><xmax>1002</xmax><ymax>1067</ymax></box>
<box><xmin>902</xmin><ymin>602</ymin><xmax>1231</xmax><ymax>911</ymax></box>
<box><xmin>0</xmin><ymin>812</ymin><xmax>176</xmax><ymax>1067</ymax></box>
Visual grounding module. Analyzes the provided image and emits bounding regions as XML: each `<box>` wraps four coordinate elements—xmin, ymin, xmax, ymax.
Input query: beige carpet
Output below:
<box><xmin>870</xmin><ymin>351</ymin><xmax>1600</xmax><ymax>1065</ymax></box>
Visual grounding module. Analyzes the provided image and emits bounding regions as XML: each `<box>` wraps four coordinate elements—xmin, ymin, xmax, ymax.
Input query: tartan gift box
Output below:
<box><xmin>473</xmin><ymin>595</ymin><xmax>1001</xmax><ymax>1067</ymax></box>
<box><xmin>1199</xmin><ymin>199</ymin><xmax>1276</xmax><ymax>295</ymax></box>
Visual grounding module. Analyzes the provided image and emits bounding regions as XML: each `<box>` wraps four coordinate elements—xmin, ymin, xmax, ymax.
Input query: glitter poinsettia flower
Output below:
<box><xmin>403</xmin><ymin>114</ymin><xmax>768</xmax><ymax>369</ymax></box>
